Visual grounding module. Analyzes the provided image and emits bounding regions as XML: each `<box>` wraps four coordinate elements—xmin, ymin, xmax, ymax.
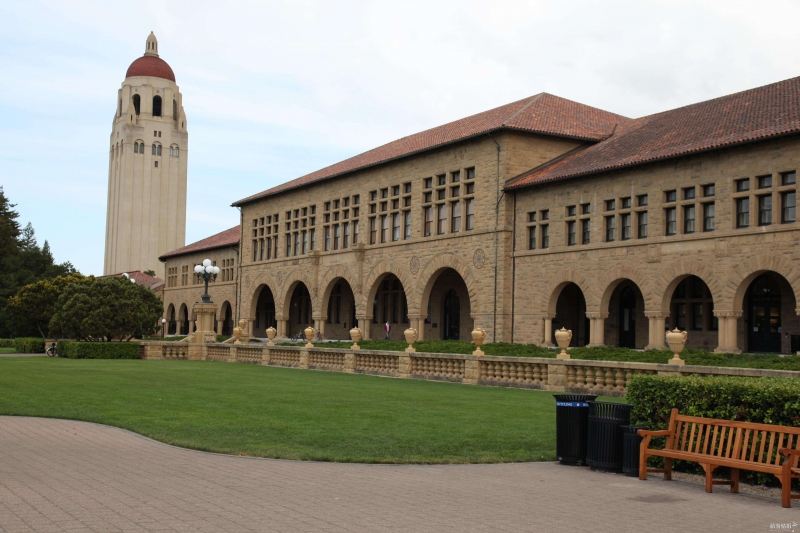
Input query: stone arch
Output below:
<box><xmin>245</xmin><ymin>273</ymin><xmax>279</xmax><ymax>319</ymax></box>
<box><xmin>178</xmin><ymin>302</ymin><xmax>190</xmax><ymax>335</ymax></box>
<box><xmin>598</xmin><ymin>265</ymin><xmax>654</xmax><ymax>313</ymax></box>
<box><xmin>362</xmin><ymin>260</ymin><xmax>414</xmax><ymax>319</ymax></box>
<box><xmin>275</xmin><ymin>273</ymin><xmax>318</xmax><ymax>319</ymax></box>
<box><xmin>541</xmin><ymin>269</ymin><xmax>594</xmax><ymax>317</ymax></box>
<box><xmin>729</xmin><ymin>254</ymin><xmax>800</xmax><ymax>312</ymax></box>
<box><xmin>319</xmin><ymin>264</ymin><xmax>362</xmax><ymax>319</ymax></box>
<box><xmin>219</xmin><ymin>300</ymin><xmax>233</xmax><ymax>336</ymax></box>
<box><xmin>414</xmin><ymin>252</ymin><xmax>479</xmax><ymax>319</ymax></box>
<box><xmin>654</xmin><ymin>259</ymin><xmax>721</xmax><ymax>314</ymax></box>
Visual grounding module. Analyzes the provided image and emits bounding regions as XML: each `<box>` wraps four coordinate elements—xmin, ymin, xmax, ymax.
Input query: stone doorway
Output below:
<box><xmin>747</xmin><ymin>274</ymin><xmax>782</xmax><ymax>353</ymax></box>
<box><xmin>443</xmin><ymin>290</ymin><xmax>460</xmax><ymax>340</ymax></box>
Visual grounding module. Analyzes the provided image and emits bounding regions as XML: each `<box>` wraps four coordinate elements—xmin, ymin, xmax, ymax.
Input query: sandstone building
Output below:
<box><xmin>104</xmin><ymin>33</ymin><xmax>188</xmax><ymax>275</ymax></box>
<box><xmin>160</xmin><ymin>77</ymin><xmax>800</xmax><ymax>354</ymax></box>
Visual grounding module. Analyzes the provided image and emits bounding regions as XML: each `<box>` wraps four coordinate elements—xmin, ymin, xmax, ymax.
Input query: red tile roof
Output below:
<box><xmin>158</xmin><ymin>226</ymin><xmax>240</xmax><ymax>260</ymax></box>
<box><xmin>126</xmin><ymin>55</ymin><xmax>176</xmax><ymax>82</ymax></box>
<box><xmin>506</xmin><ymin>76</ymin><xmax>800</xmax><ymax>190</ymax></box>
<box><xmin>101</xmin><ymin>271</ymin><xmax>164</xmax><ymax>291</ymax></box>
<box><xmin>232</xmin><ymin>94</ymin><xmax>627</xmax><ymax>205</ymax></box>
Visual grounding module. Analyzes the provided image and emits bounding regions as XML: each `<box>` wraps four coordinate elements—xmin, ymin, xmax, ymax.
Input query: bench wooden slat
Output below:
<box><xmin>681</xmin><ymin>420</ymin><xmax>689</xmax><ymax>451</ymax></box>
<box><xmin>702</xmin><ymin>424</ymin><xmax>712</xmax><ymax>455</ymax></box>
<box><xmin>725</xmin><ymin>427</ymin><xmax>736</xmax><ymax>459</ymax></box>
<box><xmin>672</xmin><ymin>413</ymin><xmax>800</xmax><ymax>434</ymax></box>
<box><xmin>767</xmin><ymin>431</ymin><xmax>777</xmax><ymax>465</ymax></box>
<box><xmin>757</xmin><ymin>430</ymin><xmax>767</xmax><ymax>464</ymax></box>
<box><xmin>687</xmin><ymin>422</ymin><xmax>698</xmax><ymax>454</ymax></box>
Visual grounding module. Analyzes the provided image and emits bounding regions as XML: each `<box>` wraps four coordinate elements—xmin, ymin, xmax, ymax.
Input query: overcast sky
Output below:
<box><xmin>1</xmin><ymin>0</ymin><xmax>799</xmax><ymax>275</ymax></box>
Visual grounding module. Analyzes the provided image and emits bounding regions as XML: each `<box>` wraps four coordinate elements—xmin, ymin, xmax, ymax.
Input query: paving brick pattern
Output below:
<box><xmin>0</xmin><ymin>417</ymin><xmax>794</xmax><ymax>533</ymax></box>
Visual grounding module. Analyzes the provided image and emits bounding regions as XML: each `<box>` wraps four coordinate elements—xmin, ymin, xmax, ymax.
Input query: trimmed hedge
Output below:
<box><xmin>57</xmin><ymin>341</ymin><xmax>140</xmax><ymax>359</ymax></box>
<box><xmin>14</xmin><ymin>338</ymin><xmax>45</xmax><ymax>353</ymax></box>
<box><xmin>0</xmin><ymin>339</ymin><xmax>14</xmax><ymax>348</ymax></box>
<box><xmin>628</xmin><ymin>374</ymin><xmax>800</xmax><ymax>487</ymax></box>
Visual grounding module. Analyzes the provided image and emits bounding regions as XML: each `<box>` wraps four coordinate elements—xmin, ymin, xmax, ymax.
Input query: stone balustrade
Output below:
<box><xmin>138</xmin><ymin>342</ymin><xmax>800</xmax><ymax>396</ymax></box>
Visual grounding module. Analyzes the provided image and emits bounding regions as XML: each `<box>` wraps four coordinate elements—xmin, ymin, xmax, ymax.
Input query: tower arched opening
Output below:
<box><xmin>251</xmin><ymin>285</ymin><xmax>277</xmax><ymax>338</ymax></box>
<box><xmin>667</xmin><ymin>275</ymin><xmax>717</xmax><ymax>350</ymax></box>
<box><xmin>153</xmin><ymin>95</ymin><xmax>162</xmax><ymax>117</ymax></box>
<box><xmin>323</xmin><ymin>279</ymin><xmax>357</xmax><ymax>340</ymax></box>
<box><xmin>551</xmin><ymin>283</ymin><xmax>588</xmax><ymax>346</ymax></box>
<box><xmin>420</xmin><ymin>268</ymin><xmax>471</xmax><ymax>341</ymax></box>
<box><xmin>602</xmin><ymin>280</ymin><xmax>646</xmax><ymax>349</ymax></box>
<box><xmin>287</xmin><ymin>283</ymin><xmax>313</xmax><ymax>338</ymax></box>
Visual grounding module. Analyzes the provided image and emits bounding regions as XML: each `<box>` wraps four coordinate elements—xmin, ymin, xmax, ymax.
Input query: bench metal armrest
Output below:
<box><xmin>638</xmin><ymin>429</ymin><xmax>672</xmax><ymax>438</ymax></box>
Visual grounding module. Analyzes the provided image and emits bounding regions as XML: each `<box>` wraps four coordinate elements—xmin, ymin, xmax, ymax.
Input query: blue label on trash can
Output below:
<box><xmin>556</xmin><ymin>402</ymin><xmax>589</xmax><ymax>407</ymax></box>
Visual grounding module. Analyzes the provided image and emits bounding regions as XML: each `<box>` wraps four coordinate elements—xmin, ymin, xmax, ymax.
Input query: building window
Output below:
<box><xmin>302</xmin><ymin>231</ymin><xmax>308</xmax><ymax>254</ymax></box>
<box><xmin>423</xmin><ymin>207</ymin><xmax>433</xmax><ymax>237</ymax></box>
<box><xmin>343</xmin><ymin>223</ymin><xmax>350</xmax><ymax>248</ymax></box>
<box><xmin>606</xmin><ymin>199</ymin><xmax>616</xmax><ymax>211</ymax></box>
<box><xmin>380</xmin><ymin>215</ymin><xmax>388</xmax><ymax>243</ymax></box>
<box><xmin>528</xmin><ymin>227</ymin><xmax>536</xmax><ymax>250</ymax></box>
<box><xmin>424</xmin><ymin>177</ymin><xmax>432</xmax><ymax>189</ymax></box>
<box><xmin>736</xmin><ymin>178</ymin><xmax>750</xmax><ymax>192</ymax></box>
<box><xmin>566</xmin><ymin>205</ymin><xmax>576</xmax><ymax>217</ymax></box>
<box><xmin>309</xmin><ymin>229</ymin><xmax>315</xmax><ymax>251</ymax></box>
<box><xmin>782</xmin><ymin>191</ymin><xmax>796</xmax><ymax>223</ymax></box>
<box><xmin>581</xmin><ymin>219</ymin><xmax>590</xmax><ymax>244</ymax></box>
<box><xmin>621</xmin><ymin>213</ymin><xmax>631</xmax><ymax>240</ymax></box>
<box><xmin>683</xmin><ymin>187</ymin><xmax>696</xmax><ymax>200</ymax></box>
<box><xmin>637</xmin><ymin>194</ymin><xmax>648</xmax><ymax>207</ymax></box>
<box><xmin>465</xmin><ymin>199</ymin><xmax>474</xmax><ymax>230</ymax></box>
<box><xmin>736</xmin><ymin>197</ymin><xmax>750</xmax><ymax>228</ymax></box>
<box><xmin>540</xmin><ymin>225</ymin><xmax>549</xmax><ymax>249</ymax></box>
<box><xmin>294</xmin><ymin>232</ymin><xmax>300</xmax><ymax>255</ymax></box>
<box><xmin>451</xmin><ymin>202</ymin><xmax>461</xmax><ymax>232</ymax></box>
<box><xmin>665</xmin><ymin>207</ymin><xmax>677</xmax><ymax>235</ymax></box>
<box><xmin>703</xmin><ymin>184</ymin><xmax>715</xmax><ymax>197</ymax></box>
<box><xmin>637</xmin><ymin>211</ymin><xmax>648</xmax><ymax>238</ymax></box>
<box><xmin>781</xmin><ymin>171</ymin><xmax>796</xmax><ymax>186</ymax></box>
<box><xmin>758</xmin><ymin>175</ymin><xmax>772</xmax><ymax>189</ymax></box>
<box><xmin>683</xmin><ymin>205</ymin><xmax>695</xmax><ymax>234</ymax></box>
<box><xmin>333</xmin><ymin>225</ymin><xmax>340</xmax><ymax>249</ymax></box>
<box><xmin>404</xmin><ymin>211</ymin><xmax>411</xmax><ymax>239</ymax></box>
<box><xmin>566</xmin><ymin>221</ymin><xmax>576</xmax><ymax>246</ymax></box>
<box><xmin>437</xmin><ymin>204</ymin><xmax>447</xmax><ymax>235</ymax></box>
<box><xmin>703</xmin><ymin>203</ymin><xmax>715</xmax><ymax>231</ymax></box>
<box><xmin>581</xmin><ymin>203</ymin><xmax>591</xmax><ymax>214</ymax></box>
<box><xmin>437</xmin><ymin>175</ymin><xmax>446</xmax><ymax>186</ymax></box>
<box><xmin>665</xmin><ymin>190</ymin><xmax>676</xmax><ymax>202</ymax></box>
<box><xmin>529</xmin><ymin>212</ymin><xmax>537</xmax><ymax>223</ymax></box>
<box><xmin>392</xmin><ymin>213</ymin><xmax>400</xmax><ymax>241</ymax></box>
<box><xmin>325</xmin><ymin>226</ymin><xmax>331</xmax><ymax>250</ymax></box>
<box><xmin>286</xmin><ymin>235</ymin><xmax>291</xmax><ymax>256</ymax></box>
<box><xmin>675</xmin><ymin>303</ymin><xmax>686</xmax><ymax>330</ymax></box>
<box><xmin>369</xmin><ymin>218</ymin><xmax>377</xmax><ymax>244</ymax></box>
<box><xmin>605</xmin><ymin>216</ymin><xmax>616</xmax><ymax>242</ymax></box>
<box><xmin>621</xmin><ymin>197</ymin><xmax>631</xmax><ymax>209</ymax></box>
<box><xmin>451</xmin><ymin>170</ymin><xmax>460</xmax><ymax>183</ymax></box>
<box><xmin>692</xmin><ymin>303</ymin><xmax>704</xmax><ymax>331</ymax></box>
<box><xmin>758</xmin><ymin>195</ymin><xmax>772</xmax><ymax>226</ymax></box>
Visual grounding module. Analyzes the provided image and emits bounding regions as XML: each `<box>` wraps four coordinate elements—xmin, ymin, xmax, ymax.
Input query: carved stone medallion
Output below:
<box><xmin>410</xmin><ymin>256</ymin><xmax>420</xmax><ymax>275</ymax></box>
<box><xmin>473</xmin><ymin>248</ymin><xmax>486</xmax><ymax>269</ymax></box>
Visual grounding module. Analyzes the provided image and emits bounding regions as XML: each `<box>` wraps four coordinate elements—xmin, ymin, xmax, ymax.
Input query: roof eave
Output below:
<box><xmin>231</xmin><ymin>126</ymin><xmax>612</xmax><ymax>207</ymax></box>
<box><xmin>158</xmin><ymin>241</ymin><xmax>240</xmax><ymax>262</ymax></box>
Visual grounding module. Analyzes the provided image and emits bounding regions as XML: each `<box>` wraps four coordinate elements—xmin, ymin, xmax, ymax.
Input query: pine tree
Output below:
<box><xmin>0</xmin><ymin>187</ymin><xmax>21</xmax><ymax>262</ymax></box>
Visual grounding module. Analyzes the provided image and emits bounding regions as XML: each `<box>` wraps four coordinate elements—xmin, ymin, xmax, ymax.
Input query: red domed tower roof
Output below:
<box><xmin>125</xmin><ymin>32</ymin><xmax>176</xmax><ymax>82</ymax></box>
<box><xmin>126</xmin><ymin>55</ymin><xmax>176</xmax><ymax>82</ymax></box>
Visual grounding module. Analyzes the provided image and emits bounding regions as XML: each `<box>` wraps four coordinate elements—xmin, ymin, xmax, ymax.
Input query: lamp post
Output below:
<box><xmin>194</xmin><ymin>259</ymin><xmax>220</xmax><ymax>304</ymax></box>
<box><xmin>161</xmin><ymin>318</ymin><xmax>167</xmax><ymax>338</ymax></box>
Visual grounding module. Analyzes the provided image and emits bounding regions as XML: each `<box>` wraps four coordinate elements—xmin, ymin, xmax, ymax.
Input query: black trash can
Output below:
<box><xmin>586</xmin><ymin>401</ymin><xmax>632</xmax><ymax>472</ymax></box>
<box><xmin>622</xmin><ymin>425</ymin><xmax>648</xmax><ymax>477</ymax></box>
<box><xmin>553</xmin><ymin>394</ymin><xmax>597</xmax><ymax>465</ymax></box>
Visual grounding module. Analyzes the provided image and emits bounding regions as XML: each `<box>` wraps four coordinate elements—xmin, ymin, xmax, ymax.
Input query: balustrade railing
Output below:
<box><xmin>136</xmin><ymin>341</ymin><xmax>800</xmax><ymax>396</ymax></box>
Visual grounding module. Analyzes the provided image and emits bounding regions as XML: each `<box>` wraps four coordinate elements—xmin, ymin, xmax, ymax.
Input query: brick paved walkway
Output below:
<box><xmin>0</xmin><ymin>417</ymin><xmax>794</xmax><ymax>532</ymax></box>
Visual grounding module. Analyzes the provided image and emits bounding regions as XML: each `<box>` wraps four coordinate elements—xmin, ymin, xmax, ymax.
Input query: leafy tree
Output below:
<box><xmin>5</xmin><ymin>273</ymin><xmax>91</xmax><ymax>337</ymax></box>
<box><xmin>0</xmin><ymin>187</ymin><xmax>76</xmax><ymax>336</ymax></box>
<box><xmin>143</xmin><ymin>270</ymin><xmax>156</xmax><ymax>277</ymax></box>
<box><xmin>49</xmin><ymin>276</ymin><xmax>163</xmax><ymax>341</ymax></box>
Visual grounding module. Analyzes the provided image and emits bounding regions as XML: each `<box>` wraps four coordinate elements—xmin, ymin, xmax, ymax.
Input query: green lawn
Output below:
<box><xmin>0</xmin><ymin>357</ymin><xmax>613</xmax><ymax>464</ymax></box>
<box><xmin>0</xmin><ymin>347</ymin><xmax>16</xmax><ymax>354</ymax></box>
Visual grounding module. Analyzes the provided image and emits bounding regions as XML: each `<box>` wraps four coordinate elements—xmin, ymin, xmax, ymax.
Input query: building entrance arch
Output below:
<box><xmin>747</xmin><ymin>274</ymin><xmax>783</xmax><ymax>353</ymax></box>
<box><xmin>443</xmin><ymin>290</ymin><xmax>461</xmax><ymax>340</ymax></box>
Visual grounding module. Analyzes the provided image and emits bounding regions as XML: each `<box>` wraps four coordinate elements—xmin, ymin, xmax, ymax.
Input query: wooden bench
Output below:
<box><xmin>638</xmin><ymin>408</ymin><xmax>800</xmax><ymax>507</ymax></box>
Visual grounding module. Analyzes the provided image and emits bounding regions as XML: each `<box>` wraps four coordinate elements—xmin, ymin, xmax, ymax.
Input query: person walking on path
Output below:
<box><xmin>384</xmin><ymin>321</ymin><xmax>391</xmax><ymax>340</ymax></box>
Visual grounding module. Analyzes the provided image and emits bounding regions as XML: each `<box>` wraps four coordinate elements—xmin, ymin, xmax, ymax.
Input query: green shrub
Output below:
<box><xmin>0</xmin><ymin>339</ymin><xmax>14</xmax><ymax>348</ymax></box>
<box><xmin>14</xmin><ymin>338</ymin><xmax>45</xmax><ymax>353</ymax></box>
<box><xmin>628</xmin><ymin>374</ymin><xmax>800</xmax><ymax>487</ymax></box>
<box><xmin>57</xmin><ymin>341</ymin><xmax>140</xmax><ymax>359</ymax></box>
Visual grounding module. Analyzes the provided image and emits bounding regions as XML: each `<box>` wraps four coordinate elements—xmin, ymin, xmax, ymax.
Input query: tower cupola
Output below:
<box><xmin>144</xmin><ymin>31</ymin><xmax>159</xmax><ymax>57</ymax></box>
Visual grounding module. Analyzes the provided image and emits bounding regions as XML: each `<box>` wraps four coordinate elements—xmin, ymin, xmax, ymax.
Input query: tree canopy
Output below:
<box><xmin>49</xmin><ymin>276</ymin><xmax>163</xmax><ymax>341</ymax></box>
<box><xmin>5</xmin><ymin>273</ymin><xmax>91</xmax><ymax>337</ymax></box>
<box><xmin>0</xmin><ymin>187</ymin><xmax>76</xmax><ymax>336</ymax></box>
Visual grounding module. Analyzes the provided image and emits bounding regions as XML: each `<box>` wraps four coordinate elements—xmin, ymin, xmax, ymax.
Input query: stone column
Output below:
<box><xmin>276</xmin><ymin>316</ymin><xmax>287</xmax><ymax>339</ymax></box>
<box><xmin>714</xmin><ymin>311</ymin><xmax>743</xmax><ymax>353</ymax></box>
<box><xmin>644</xmin><ymin>311</ymin><xmax>669</xmax><ymax>350</ymax></box>
<box><xmin>357</xmin><ymin>315</ymin><xmax>370</xmax><ymax>340</ymax></box>
<box><xmin>542</xmin><ymin>315</ymin><xmax>555</xmax><ymax>347</ymax></box>
<box><xmin>586</xmin><ymin>312</ymin><xmax>608</xmax><ymax>347</ymax></box>
<box><xmin>313</xmin><ymin>315</ymin><xmax>325</xmax><ymax>338</ymax></box>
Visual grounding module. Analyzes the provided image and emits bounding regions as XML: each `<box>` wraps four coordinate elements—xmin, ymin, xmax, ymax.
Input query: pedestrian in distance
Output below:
<box><xmin>384</xmin><ymin>321</ymin><xmax>391</xmax><ymax>340</ymax></box>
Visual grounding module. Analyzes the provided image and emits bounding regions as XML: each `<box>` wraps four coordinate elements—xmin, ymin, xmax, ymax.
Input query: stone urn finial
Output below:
<box><xmin>665</xmin><ymin>328</ymin><xmax>687</xmax><ymax>366</ymax></box>
<box><xmin>350</xmin><ymin>327</ymin><xmax>362</xmax><ymax>350</ymax></box>
<box><xmin>232</xmin><ymin>325</ymin><xmax>243</xmax><ymax>345</ymax></box>
<box><xmin>471</xmin><ymin>327</ymin><xmax>487</xmax><ymax>355</ymax></box>
<box><xmin>404</xmin><ymin>327</ymin><xmax>417</xmax><ymax>353</ymax></box>
<box><xmin>304</xmin><ymin>326</ymin><xmax>316</xmax><ymax>348</ymax></box>
<box><xmin>266</xmin><ymin>326</ymin><xmax>276</xmax><ymax>346</ymax></box>
<box><xmin>554</xmin><ymin>328</ymin><xmax>572</xmax><ymax>359</ymax></box>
